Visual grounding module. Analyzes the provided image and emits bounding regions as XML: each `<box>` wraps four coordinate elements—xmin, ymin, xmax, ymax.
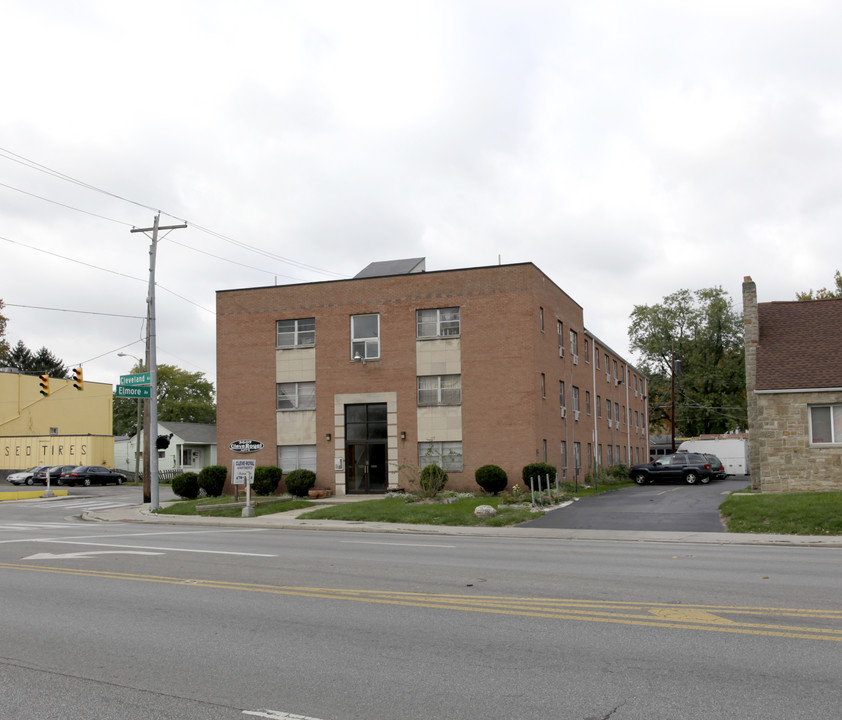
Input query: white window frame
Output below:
<box><xmin>810</xmin><ymin>404</ymin><xmax>842</xmax><ymax>444</ymax></box>
<box><xmin>277</xmin><ymin>381</ymin><xmax>316</xmax><ymax>411</ymax></box>
<box><xmin>417</xmin><ymin>307</ymin><xmax>460</xmax><ymax>338</ymax></box>
<box><xmin>418</xmin><ymin>441</ymin><xmax>463</xmax><ymax>472</ymax></box>
<box><xmin>351</xmin><ymin>314</ymin><xmax>380</xmax><ymax>360</ymax></box>
<box><xmin>278</xmin><ymin>444</ymin><xmax>317</xmax><ymax>473</ymax></box>
<box><xmin>417</xmin><ymin>375</ymin><xmax>462</xmax><ymax>406</ymax></box>
<box><xmin>569</xmin><ymin>329</ymin><xmax>578</xmax><ymax>357</ymax></box>
<box><xmin>276</xmin><ymin>317</ymin><xmax>315</xmax><ymax>348</ymax></box>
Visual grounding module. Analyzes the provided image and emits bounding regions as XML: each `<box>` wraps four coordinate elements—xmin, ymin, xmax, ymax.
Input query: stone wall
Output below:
<box><xmin>755</xmin><ymin>390</ymin><xmax>842</xmax><ymax>492</ymax></box>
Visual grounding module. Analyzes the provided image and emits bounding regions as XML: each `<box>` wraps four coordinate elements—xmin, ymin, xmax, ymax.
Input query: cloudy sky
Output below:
<box><xmin>2</xmin><ymin>0</ymin><xmax>840</xmax><ymax>391</ymax></box>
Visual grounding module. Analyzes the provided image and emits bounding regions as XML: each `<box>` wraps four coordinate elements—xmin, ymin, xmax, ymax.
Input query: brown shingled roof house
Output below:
<box><xmin>744</xmin><ymin>277</ymin><xmax>842</xmax><ymax>491</ymax></box>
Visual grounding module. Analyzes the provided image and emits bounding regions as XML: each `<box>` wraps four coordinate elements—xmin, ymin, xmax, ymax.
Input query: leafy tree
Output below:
<box><xmin>629</xmin><ymin>287</ymin><xmax>746</xmax><ymax>437</ymax></box>
<box><xmin>0</xmin><ymin>299</ymin><xmax>9</xmax><ymax>360</ymax></box>
<box><xmin>796</xmin><ymin>270</ymin><xmax>842</xmax><ymax>300</ymax></box>
<box><xmin>113</xmin><ymin>362</ymin><xmax>216</xmax><ymax>436</ymax></box>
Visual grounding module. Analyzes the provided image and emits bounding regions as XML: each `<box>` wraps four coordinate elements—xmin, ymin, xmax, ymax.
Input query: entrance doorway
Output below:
<box><xmin>345</xmin><ymin>403</ymin><xmax>388</xmax><ymax>493</ymax></box>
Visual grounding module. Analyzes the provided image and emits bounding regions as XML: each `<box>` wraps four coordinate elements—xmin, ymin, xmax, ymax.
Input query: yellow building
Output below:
<box><xmin>0</xmin><ymin>370</ymin><xmax>114</xmax><ymax>470</ymax></box>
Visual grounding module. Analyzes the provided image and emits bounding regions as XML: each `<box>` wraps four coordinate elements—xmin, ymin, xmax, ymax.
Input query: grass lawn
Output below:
<box><xmin>298</xmin><ymin>496</ymin><xmax>540</xmax><ymax>527</ymax></box>
<box><xmin>720</xmin><ymin>491</ymin><xmax>842</xmax><ymax>535</ymax></box>
<box><xmin>157</xmin><ymin>496</ymin><xmax>312</xmax><ymax>518</ymax></box>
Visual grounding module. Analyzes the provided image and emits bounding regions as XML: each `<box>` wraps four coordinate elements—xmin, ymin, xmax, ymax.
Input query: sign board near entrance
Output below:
<box><xmin>232</xmin><ymin>458</ymin><xmax>256</xmax><ymax>485</ymax></box>
<box><xmin>229</xmin><ymin>439</ymin><xmax>264</xmax><ymax>454</ymax></box>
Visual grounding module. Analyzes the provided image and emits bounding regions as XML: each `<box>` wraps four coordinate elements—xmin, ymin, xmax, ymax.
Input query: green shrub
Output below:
<box><xmin>419</xmin><ymin>464</ymin><xmax>448</xmax><ymax>497</ymax></box>
<box><xmin>171</xmin><ymin>472</ymin><xmax>199</xmax><ymax>500</ymax></box>
<box><xmin>198</xmin><ymin>465</ymin><xmax>227</xmax><ymax>497</ymax></box>
<box><xmin>253</xmin><ymin>466</ymin><xmax>283</xmax><ymax>496</ymax></box>
<box><xmin>285</xmin><ymin>469</ymin><xmax>316</xmax><ymax>497</ymax></box>
<box><xmin>475</xmin><ymin>464</ymin><xmax>508</xmax><ymax>495</ymax></box>
<box><xmin>522</xmin><ymin>462</ymin><xmax>557</xmax><ymax>489</ymax></box>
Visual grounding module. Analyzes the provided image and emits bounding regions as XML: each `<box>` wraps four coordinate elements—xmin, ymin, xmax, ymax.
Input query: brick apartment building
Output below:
<box><xmin>216</xmin><ymin>260</ymin><xmax>649</xmax><ymax>494</ymax></box>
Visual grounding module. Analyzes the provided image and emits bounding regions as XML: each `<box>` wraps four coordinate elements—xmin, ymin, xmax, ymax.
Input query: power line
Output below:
<box><xmin>0</xmin><ymin>180</ymin><xmax>135</xmax><ymax>226</ymax></box>
<box><xmin>4</xmin><ymin>303</ymin><xmax>145</xmax><ymax>319</ymax></box>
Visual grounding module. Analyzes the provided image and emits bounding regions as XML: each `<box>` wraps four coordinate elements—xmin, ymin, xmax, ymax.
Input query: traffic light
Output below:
<box><xmin>72</xmin><ymin>367</ymin><xmax>84</xmax><ymax>391</ymax></box>
<box><xmin>38</xmin><ymin>374</ymin><xmax>50</xmax><ymax>397</ymax></box>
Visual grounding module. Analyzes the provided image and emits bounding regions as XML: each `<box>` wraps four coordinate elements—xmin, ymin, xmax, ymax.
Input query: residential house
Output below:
<box><xmin>114</xmin><ymin>421</ymin><xmax>217</xmax><ymax>479</ymax></box>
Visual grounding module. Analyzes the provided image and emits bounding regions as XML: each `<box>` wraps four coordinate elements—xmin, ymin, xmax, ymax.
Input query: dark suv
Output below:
<box><xmin>629</xmin><ymin>453</ymin><xmax>719</xmax><ymax>485</ymax></box>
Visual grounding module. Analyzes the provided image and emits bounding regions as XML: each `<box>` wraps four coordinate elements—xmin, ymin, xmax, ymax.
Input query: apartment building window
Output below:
<box><xmin>573</xmin><ymin>442</ymin><xmax>581</xmax><ymax>472</ymax></box>
<box><xmin>569</xmin><ymin>329</ymin><xmax>578</xmax><ymax>357</ymax></box>
<box><xmin>419</xmin><ymin>441</ymin><xmax>463</xmax><ymax>471</ymax></box>
<box><xmin>585</xmin><ymin>391</ymin><xmax>591</xmax><ymax>415</ymax></box>
<box><xmin>595</xmin><ymin>349</ymin><xmax>600</xmax><ymax>370</ymax></box>
<box><xmin>541</xmin><ymin>373</ymin><xmax>546</xmax><ymax>398</ymax></box>
<box><xmin>615</xmin><ymin>402</ymin><xmax>620</xmax><ymax>423</ymax></box>
<box><xmin>604</xmin><ymin>353</ymin><xmax>610</xmax><ymax>372</ymax></box>
<box><xmin>587</xmin><ymin>443</ymin><xmax>593</xmax><ymax>468</ymax></box>
<box><xmin>584</xmin><ymin>338</ymin><xmax>590</xmax><ymax>362</ymax></box>
<box><xmin>613</xmin><ymin>359</ymin><xmax>618</xmax><ymax>380</ymax></box>
<box><xmin>417</xmin><ymin>375</ymin><xmax>461</xmax><ymax>406</ymax></box>
<box><xmin>351</xmin><ymin>314</ymin><xmax>380</xmax><ymax>360</ymax></box>
<box><xmin>557</xmin><ymin>320</ymin><xmax>564</xmax><ymax>349</ymax></box>
<box><xmin>539</xmin><ymin>307</ymin><xmax>544</xmax><ymax>332</ymax></box>
<box><xmin>622</xmin><ymin>405</ymin><xmax>626</xmax><ymax>425</ymax></box>
<box><xmin>417</xmin><ymin>307</ymin><xmax>460</xmax><ymax>338</ymax></box>
<box><xmin>606</xmin><ymin>399</ymin><xmax>612</xmax><ymax>421</ymax></box>
<box><xmin>559</xmin><ymin>381</ymin><xmax>566</xmax><ymax>409</ymax></box>
<box><xmin>607</xmin><ymin>445</ymin><xmax>614</xmax><ymax>465</ymax></box>
<box><xmin>635</xmin><ymin>410</ymin><xmax>639</xmax><ymax>431</ymax></box>
<box><xmin>597</xmin><ymin>395</ymin><xmax>602</xmax><ymax>418</ymax></box>
<box><xmin>276</xmin><ymin>317</ymin><xmax>315</xmax><ymax>348</ymax></box>
<box><xmin>810</xmin><ymin>404</ymin><xmax>842</xmax><ymax>443</ymax></box>
<box><xmin>572</xmin><ymin>386</ymin><xmax>580</xmax><ymax>413</ymax></box>
<box><xmin>598</xmin><ymin>444</ymin><xmax>603</xmax><ymax>465</ymax></box>
<box><xmin>277</xmin><ymin>382</ymin><xmax>316</xmax><ymax>411</ymax></box>
<box><xmin>278</xmin><ymin>444</ymin><xmax>317</xmax><ymax>473</ymax></box>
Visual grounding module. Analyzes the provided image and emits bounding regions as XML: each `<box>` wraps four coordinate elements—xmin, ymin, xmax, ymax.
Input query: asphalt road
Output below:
<box><xmin>524</xmin><ymin>476</ymin><xmax>750</xmax><ymax>531</ymax></box>
<box><xmin>2</xmin><ymin>494</ymin><xmax>842</xmax><ymax>720</ymax></box>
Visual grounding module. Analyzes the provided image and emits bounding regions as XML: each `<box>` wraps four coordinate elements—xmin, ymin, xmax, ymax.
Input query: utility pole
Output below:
<box><xmin>131</xmin><ymin>214</ymin><xmax>187</xmax><ymax>510</ymax></box>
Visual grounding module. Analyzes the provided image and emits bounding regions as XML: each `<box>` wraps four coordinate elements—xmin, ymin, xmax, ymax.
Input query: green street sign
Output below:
<box><xmin>120</xmin><ymin>372</ymin><xmax>150</xmax><ymax>386</ymax></box>
<box><xmin>116</xmin><ymin>385</ymin><xmax>151</xmax><ymax>398</ymax></box>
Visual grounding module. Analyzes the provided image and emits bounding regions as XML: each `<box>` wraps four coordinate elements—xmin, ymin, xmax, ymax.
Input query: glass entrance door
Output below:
<box><xmin>345</xmin><ymin>403</ymin><xmax>388</xmax><ymax>493</ymax></box>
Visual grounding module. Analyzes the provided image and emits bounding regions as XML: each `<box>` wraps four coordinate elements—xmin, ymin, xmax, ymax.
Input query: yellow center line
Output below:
<box><xmin>2</xmin><ymin>562</ymin><xmax>841</xmax><ymax>642</ymax></box>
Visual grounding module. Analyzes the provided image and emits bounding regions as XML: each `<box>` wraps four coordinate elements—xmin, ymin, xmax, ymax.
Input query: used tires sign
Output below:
<box><xmin>229</xmin><ymin>439</ymin><xmax>264</xmax><ymax>454</ymax></box>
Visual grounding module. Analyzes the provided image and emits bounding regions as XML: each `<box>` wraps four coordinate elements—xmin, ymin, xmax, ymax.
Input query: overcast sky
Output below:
<box><xmin>2</xmin><ymin>0</ymin><xmax>840</xmax><ymax>391</ymax></box>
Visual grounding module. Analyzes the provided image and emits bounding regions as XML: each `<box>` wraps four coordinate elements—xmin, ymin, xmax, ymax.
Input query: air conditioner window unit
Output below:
<box><xmin>573</xmin><ymin>354</ymin><xmax>579</xmax><ymax>365</ymax></box>
<box><xmin>574</xmin><ymin>410</ymin><xmax>581</xmax><ymax>421</ymax></box>
<box><xmin>559</xmin><ymin>346</ymin><xmax>565</xmax><ymax>358</ymax></box>
<box><xmin>561</xmin><ymin>407</ymin><xmax>567</xmax><ymax>418</ymax></box>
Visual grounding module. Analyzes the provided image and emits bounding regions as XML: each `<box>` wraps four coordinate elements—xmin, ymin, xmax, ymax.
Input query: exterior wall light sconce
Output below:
<box><xmin>326</xmin><ymin>433</ymin><xmax>332</xmax><ymax>442</ymax></box>
<box><xmin>400</xmin><ymin>431</ymin><xmax>406</xmax><ymax>440</ymax></box>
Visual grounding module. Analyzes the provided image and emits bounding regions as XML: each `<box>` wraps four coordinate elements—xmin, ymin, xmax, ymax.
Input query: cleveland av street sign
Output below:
<box><xmin>120</xmin><ymin>372</ymin><xmax>150</xmax><ymax>386</ymax></box>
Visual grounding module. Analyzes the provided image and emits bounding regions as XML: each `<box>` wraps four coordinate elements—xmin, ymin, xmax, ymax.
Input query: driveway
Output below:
<box><xmin>523</xmin><ymin>476</ymin><xmax>750</xmax><ymax>532</ymax></box>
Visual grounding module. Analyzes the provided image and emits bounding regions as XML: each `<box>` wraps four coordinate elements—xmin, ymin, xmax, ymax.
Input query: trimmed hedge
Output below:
<box><xmin>171</xmin><ymin>472</ymin><xmax>199</xmax><ymax>500</ymax></box>
<box><xmin>522</xmin><ymin>462</ymin><xmax>557</xmax><ymax>488</ymax></box>
<box><xmin>419</xmin><ymin>464</ymin><xmax>448</xmax><ymax>497</ymax></box>
<box><xmin>253</xmin><ymin>466</ymin><xmax>282</xmax><ymax>496</ymax></box>
<box><xmin>198</xmin><ymin>465</ymin><xmax>227</xmax><ymax>497</ymax></box>
<box><xmin>475</xmin><ymin>464</ymin><xmax>508</xmax><ymax>495</ymax></box>
<box><xmin>285</xmin><ymin>469</ymin><xmax>316</xmax><ymax>497</ymax></box>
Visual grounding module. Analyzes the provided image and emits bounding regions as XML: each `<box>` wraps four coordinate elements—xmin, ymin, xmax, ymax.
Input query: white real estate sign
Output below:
<box><xmin>232</xmin><ymin>458</ymin><xmax>256</xmax><ymax>485</ymax></box>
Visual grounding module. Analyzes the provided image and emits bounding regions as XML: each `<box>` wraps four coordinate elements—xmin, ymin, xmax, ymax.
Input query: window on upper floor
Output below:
<box><xmin>606</xmin><ymin>399</ymin><xmax>612</xmax><ymax>420</ymax></box>
<box><xmin>597</xmin><ymin>395</ymin><xmax>602</xmax><ymax>417</ymax></box>
<box><xmin>541</xmin><ymin>373</ymin><xmax>546</xmax><ymax>398</ymax></box>
<box><xmin>572</xmin><ymin>386</ymin><xmax>580</xmax><ymax>412</ymax></box>
<box><xmin>417</xmin><ymin>307</ymin><xmax>460</xmax><ymax>338</ymax></box>
<box><xmin>557</xmin><ymin>321</ymin><xmax>564</xmax><ymax>348</ymax></box>
<box><xmin>539</xmin><ymin>307</ymin><xmax>544</xmax><ymax>332</ymax></box>
<box><xmin>351</xmin><ymin>314</ymin><xmax>380</xmax><ymax>360</ymax></box>
<box><xmin>569</xmin><ymin>330</ymin><xmax>578</xmax><ymax>357</ymax></box>
<box><xmin>810</xmin><ymin>405</ymin><xmax>842</xmax><ymax>443</ymax></box>
<box><xmin>604</xmin><ymin>353</ymin><xmax>610</xmax><ymax>372</ymax></box>
<box><xmin>584</xmin><ymin>338</ymin><xmax>590</xmax><ymax>362</ymax></box>
<box><xmin>277</xmin><ymin>317</ymin><xmax>315</xmax><ymax>348</ymax></box>
<box><xmin>585</xmin><ymin>391</ymin><xmax>591</xmax><ymax>415</ymax></box>
<box><xmin>559</xmin><ymin>381</ymin><xmax>566</xmax><ymax>408</ymax></box>
<box><xmin>418</xmin><ymin>375</ymin><xmax>461</xmax><ymax>406</ymax></box>
<box><xmin>277</xmin><ymin>381</ymin><xmax>316</xmax><ymax>411</ymax></box>
<box><xmin>419</xmin><ymin>441</ymin><xmax>463</xmax><ymax>471</ymax></box>
<box><xmin>595</xmin><ymin>349</ymin><xmax>600</xmax><ymax>370</ymax></box>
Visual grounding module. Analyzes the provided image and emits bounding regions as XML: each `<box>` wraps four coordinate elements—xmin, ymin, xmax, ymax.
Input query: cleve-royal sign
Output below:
<box><xmin>229</xmin><ymin>439</ymin><xmax>264</xmax><ymax>454</ymax></box>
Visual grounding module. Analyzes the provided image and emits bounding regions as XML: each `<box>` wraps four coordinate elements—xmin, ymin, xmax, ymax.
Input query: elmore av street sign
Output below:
<box><xmin>116</xmin><ymin>385</ymin><xmax>151</xmax><ymax>398</ymax></box>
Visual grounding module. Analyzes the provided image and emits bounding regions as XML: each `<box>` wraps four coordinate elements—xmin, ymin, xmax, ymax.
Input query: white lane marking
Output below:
<box><xmin>0</xmin><ymin>528</ymin><xmax>267</xmax><ymax>545</ymax></box>
<box><xmin>24</xmin><ymin>550</ymin><xmax>164</xmax><ymax>560</ymax></box>
<box><xmin>340</xmin><ymin>540</ymin><xmax>455</xmax><ymax>548</ymax></box>
<box><xmin>30</xmin><ymin>539</ymin><xmax>276</xmax><ymax>557</ymax></box>
<box><xmin>1</xmin><ymin>523</ymin><xmax>73</xmax><ymax>530</ymax></box>
<box><xmin>243</xmin><ymin>711</ymin><xmax>327</xmax><ymax>720</ymax></box>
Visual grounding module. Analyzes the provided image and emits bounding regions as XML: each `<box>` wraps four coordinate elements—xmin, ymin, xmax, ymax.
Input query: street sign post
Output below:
<box><xmin>120</xmin><ymin>372</ymin><xmax>151</xmax><ymax>386</ymax></box>
<box><xmin>233</xmin><ymin>458</ymin><xmax>257</xmax><ymax>518</ymax></box>
<box><xmin>116</xmin><ymin>385</ymin><xmax>151</xmax><ymax>398</ymax></box>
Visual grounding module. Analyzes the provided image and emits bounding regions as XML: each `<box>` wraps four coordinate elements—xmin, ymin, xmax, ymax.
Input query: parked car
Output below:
<box><xmin>629</xmin><ymin>453</ymin><xmax>720</xmax><ymax>485</ymax></box>
<box><xmin>59</xmin><ymin>466</ymin><xmax>128</xmax><ymax>487</ymax></box>
<box><xmin>702</xmin><ymin>454</ymin><xmax>727</xmax><ymax>480</ymax></box>
<box><xmin>7</xmin><ymin>465</ymin><xmax>52</xmax><ymax>486</ymax></box>
<box><xmin>32</xmin><ymin>465</ymin><xmax>78</xmax><ymax>486</ymax></box>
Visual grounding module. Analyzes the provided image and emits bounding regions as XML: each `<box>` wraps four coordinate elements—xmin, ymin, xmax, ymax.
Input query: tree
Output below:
<box><xmin>796</xmin><ymin>270</ymin><xmax>842</xmax><ymax>300</ymax></box>
<box><xmin>0</xmin><ymin>299</ymin><xmax>9</xmax><ymax>361</ymax></box>
<box><xmin>2</xmin><ymin>340</ymin><xmax>68</xmax><ymax>377</ymax></box>
<box><xmin>629</xmin><ymin>287</ymin><xmax>746</xmax><ymax>437</ymax></box>
<box><xmin>112</xmin><ymin>362</ymin><xmax>216</xmax><ymax>436</ymax></box>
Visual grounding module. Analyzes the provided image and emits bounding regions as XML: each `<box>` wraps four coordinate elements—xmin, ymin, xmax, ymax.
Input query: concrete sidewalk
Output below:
<box><xmin>77</xmin><ymin>498</ymin><xmax>842</xmax><ymax>548</ymax></box>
